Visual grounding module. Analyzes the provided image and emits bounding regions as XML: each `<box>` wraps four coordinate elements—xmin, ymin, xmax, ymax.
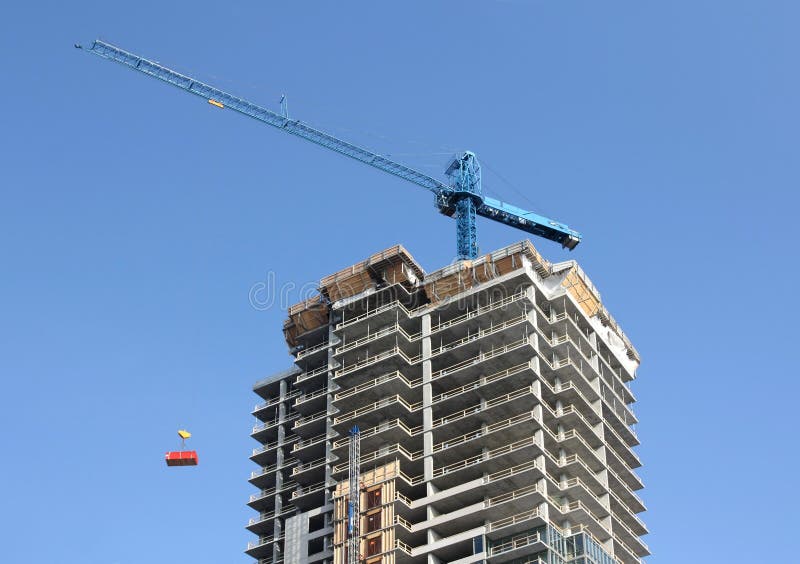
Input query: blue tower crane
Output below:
<box><xmin>77</xmin><ymin>40</ymin><xmax>581</xmax><ymax>259</ymax></box>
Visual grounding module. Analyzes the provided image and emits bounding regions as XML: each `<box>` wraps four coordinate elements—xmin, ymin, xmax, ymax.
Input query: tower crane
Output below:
<box><xmin>78</xmin><ymin>40</ymin><xmax>582</xmax><ymax>260</ymax></box>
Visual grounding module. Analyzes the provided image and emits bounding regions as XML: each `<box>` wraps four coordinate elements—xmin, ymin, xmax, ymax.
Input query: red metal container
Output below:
<box><xmin>165</xmin><ymin>450</ymin><xmax>199</xmax><ymax>466</ymax></box>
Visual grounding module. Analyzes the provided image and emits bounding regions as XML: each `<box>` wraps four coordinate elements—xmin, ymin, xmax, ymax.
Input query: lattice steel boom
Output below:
<box><xmin>78</xmin><ymin>39</ymin><xmax>582</xmax><ymax>259</ymax></box>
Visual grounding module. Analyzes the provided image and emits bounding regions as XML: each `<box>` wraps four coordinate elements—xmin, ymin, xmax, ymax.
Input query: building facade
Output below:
<box><xmin>247</xmin><ymin>241</ymin><xmax>648</xmax><ymax>564</ymax></box>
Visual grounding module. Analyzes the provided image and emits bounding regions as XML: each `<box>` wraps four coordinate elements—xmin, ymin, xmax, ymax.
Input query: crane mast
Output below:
<box><xmin>77</xmin><ymin>39</ymin><xmax>582</xmax><ymax>259</ymax></box>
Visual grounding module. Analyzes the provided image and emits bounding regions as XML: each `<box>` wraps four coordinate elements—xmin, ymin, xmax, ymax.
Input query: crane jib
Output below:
<box><xmin>80</xmin><ymin>39</ymin><xmax>582</xmax><ymax>256</ymax></box>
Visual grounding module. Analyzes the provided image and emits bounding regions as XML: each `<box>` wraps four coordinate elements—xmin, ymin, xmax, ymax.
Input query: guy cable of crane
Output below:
<box><xmin>76</xmin><ymin>39</ymin><xmax>582</xmax><ymax>259</ymax></box>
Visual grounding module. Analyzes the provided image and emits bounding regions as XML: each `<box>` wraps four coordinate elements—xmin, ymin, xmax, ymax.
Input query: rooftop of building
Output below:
<box><xmin>279</xmin><ymin>239</ymin><xmax>640</xmax><ymax>367</ymax></box>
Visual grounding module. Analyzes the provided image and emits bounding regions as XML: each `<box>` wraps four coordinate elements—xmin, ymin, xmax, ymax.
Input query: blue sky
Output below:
<box><xmin>1</xmin><ymin>1</ymin><xmax>798</xmax><ymax>562</ymax></box>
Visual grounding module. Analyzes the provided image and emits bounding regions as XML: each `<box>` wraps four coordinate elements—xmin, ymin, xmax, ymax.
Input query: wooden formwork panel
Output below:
<box><xmin>322</xmin><ymin>267</ymin><xmax>376</xmax><ymax>303</ymax></box>
<box><xmin>561</xmin><ymin>267</ymin><xmax>601</xmax><ymax>317</ymax></box>
<box><xmin>283</xmin><ymin>296</ymin><xmax>329</xmax><ymax>348</ymax></box>
<box><xmin>424</xmin><ymin>261</ymin><xmax>475</xmax><ymax>303</ymax></box>
<box><xmin>473</xmin><ymin>254</ymin><xmax>498</xmax><ymax>284</ymax></box>
<box><xmin>320</xmin><ymin>245</ymin><xmax>425</xmax><ymax>303</ymax></box>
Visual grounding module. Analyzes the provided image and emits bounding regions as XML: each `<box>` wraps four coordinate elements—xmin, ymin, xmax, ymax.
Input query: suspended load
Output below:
<box><xmin>165</xmin><ymin>429</ymin><xmax>198</xmax><ymax>467</ymax></box>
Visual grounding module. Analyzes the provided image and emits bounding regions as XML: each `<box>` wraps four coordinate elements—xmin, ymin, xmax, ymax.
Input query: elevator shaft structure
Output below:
<box><xmin>347</xmin><ymin>426</ymin><xmax>361</xmax><ymax>563</ymax></box>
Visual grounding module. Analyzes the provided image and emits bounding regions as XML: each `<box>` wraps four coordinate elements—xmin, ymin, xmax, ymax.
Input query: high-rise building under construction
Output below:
<box><xmin>247</xmin><ymin>241</ymin><xmax>648</xmax><ymax>564</ymax></box>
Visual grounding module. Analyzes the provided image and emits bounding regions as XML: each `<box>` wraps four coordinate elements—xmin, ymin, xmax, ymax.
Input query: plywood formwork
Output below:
<box><xmin>283</xmin><ymin>295</ymin><xmax>329</xmax><ymax>348</ymax></box>
<box><xmin>560</xmin><ymin>265</ymin><xmax>602</xmax><ymax>318</ymax></box>
<box><xmin>332</xmin><ymin>462</ymin><xmax>398</xmax><ymax>564</ymax></box>
<box><xmin>424</xmin><ymin>239</ymin><xmax>553</xmax><ymax>304</ymax></box>
<box><xmin>320</xmin><ymin>245</ymin><xmax>424</xmax><ymax>304</ymax></box>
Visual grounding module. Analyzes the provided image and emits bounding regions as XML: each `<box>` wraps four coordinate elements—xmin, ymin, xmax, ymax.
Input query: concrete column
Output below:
<box><xmin>421</xmin><ymin>313</ymin><xmax>435</xmax><ymax>486</ymax></box>
<box><xmin>530</xmin><ymin>378</ymin><xmax>542</xmax><ymax>399</ymax></box>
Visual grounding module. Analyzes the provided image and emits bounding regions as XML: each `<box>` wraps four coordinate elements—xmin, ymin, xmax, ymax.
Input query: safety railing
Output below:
<box><xmin>335</xmin><ymin>323</ymin><xmax>417</xmax><ymax>354</ymax></box>
<box><xmin>486</xmin><ymin>483</ymin><xmax>541</xmax><ymax>508</ymax></box>
<box><xmin>430</xmin><ymin>336</ymin><xmax>532</xmax><ymax>380</ymax></box>
<box><xmin>333</xmin><ymin>394</ymin><xmax>418</xmax><ymax>425</ymax></box>
<box><xmin>293</xmin><ymin>387</ymin><xmax>330</xmax><ymax>406</ymax></box>
<box><xmin>431</xmin><ymin>435</ymin><xmax>537</xmax><ymax>479</ymax></box>
<box><xmin>291</xmin><ymin>480</ymin><xmax>328</xmax><ymax>499</ymax></box>
<box><xmin>487</xmin><ymin>530</ymin><xmax>545</xmax><ymax>556</ymax></box>
<box><xmin>292</xmin><ymin>456</ymin><xmax>329</xmax><ymax>475</ymax></box>
<box><xmin>291</xmin><ymin>432</ymin><xmax>330</xmax><ymax>452</ymax></box>
<box><xmin>429</xmin><ymin>291</ymin><xmax>529</xmax><ymax>334</ymax></box>
<box><xmin>333</xmin><ymin>370</ymin><xmax>418</xmax><ymax>401</ymax></box>
<box><xmin>336</xmin><ymin>299</ymin><xmax>417</xmax><ymax>330</ymax></box>
<box><xmin>335</xmin><ymin>346</ymin><xmax>419</xmax><ymax>378</ymax></box>
<box><xmin>294</xmin><ymin>339</ymin><xmax>329</xmax><ymax>359</ymax></box>
<box><xmin>432</xmin><ymin>410</ymin><xmax>538</xmax><ymax>454</ymax></box>
<box><xmin>292</xmin><ymin>409</ymin><xmax>330</xmax><ymax>429</ymax></box>
<box><xmin>251</xmin><ymin>434</ymin><xmax>299</xmax><ymax>457</ymax></box>
<box><xmin>331</xmin><ymin>418</ymin><xmax>420</xmax><ymax>449</ymax></box>
<box><xmin>293</xmin><ymin>363</ymin><xmax>331</xmax><ymax>384</ymax></box>
<box><xmin>252</xmin><ymin>413</ymin><xmax>300</xmax><ymax>434</ymax></box>
<box><xmin>253</xmin><ymin>390</ymin><xmax>301</xmax><ymax>412</ymax></box>
<box><xmin>429</xmin><ymin>313</ymin><xmax>528</xmax><ymax>357</ymax></box>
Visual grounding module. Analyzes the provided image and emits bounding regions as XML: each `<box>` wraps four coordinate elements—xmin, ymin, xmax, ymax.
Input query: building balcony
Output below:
<box><xmin>292</xmin><ymin>387</ymin><xmax>330</xmax><ymax>415</ymax></box>
<box><xmin>417</xmin><ymin>459</ymin><xmax>544</xmax><ymax>516</ymax></box>
<box><xmin>550</xmin><ymin>476</ymin><xmax>609</xmax><ymax>523</ymax></box>
<box><xmin>410</xmin><ymin>483</ymin><xmax>545</xmax><ymax>539</ymax></box>
<box><xmin>431</xmin><ymin>410</ymin><xmax>542</xmax><ymax>465</ymax></box>
<box><xmin>603</xmin><ymin>422</ymin><xmax>641</xmax><ymax>469</ymax></box>
<box><xmin>609</xmin><ymin>490</ymin><xmax>648</xmax><ymax>536</ymax></box>
<box><xmin>291</xmin><ymin>409</ymin><xmax>330</xmax><ymax>437</ymax></box>
<box><xmin>330</xmin><ymin>442</ymin><xmax>421</xmax><ymax>479</ymax></box>
<box><xmin>293</xmin><ymin>338</ymin><xmax>331</xmax><ymax>362</ymax></box>
<box><xmin>541</xmin><ymin>426</ymin><xmax>605</xmax><ymax>474</ymax></box>
<box><xmin>289</xmin><ymin>480</ymin><xmax>329</xmax><ymax>510</ymax></box>
<box><xmin>250</xmin><ymin>434</ymin><xmax>299</xmax><ymax>466</ymax></box>
<box><xmin>331</xmin><ymin>417</ymin><xmax>420</xmax><ymax>458</ymax></box>
<box><xmin>290</xmin><ymin>431</ymin><xmax>331</xmax><ymax>460</ymax></box>
<box><xmin>604</xmin><ymin>444</ymin><xmax>644</xmax><ymax>492</ymax></box>
<box><xmin>249</xmin><ymin>458</ymin><xmax>297</xmax><ymax>489</ymax></box>
<box><xmin>290</xmin><ymin>455</ymin><xmax>329</xmax><ymax>485</ymax></box>
<box><xmin>332</xmin><ymin>393</ymin><xmax>417</xmax><ymax>432</ymax></box>
<box><xmin>548</xmin><ymin>498</ymin><xmax>610</xmax><ymax>544</ymax></box>
<box><xmin>428</xmin><ymin>314</ymin><xmax>533</xmax><ymax>367</ymax></box>
<box><xmin>332</xmin><ymin>368</ymin><xmax>420</xmax><ymax>406</ymax></box>
<box><xmin>612</xmin><ymin>534</ymin><xmax>645</xmax><ymax>563</ymax></box>
<box><xmin>334</xmin><ymin>321</ymin><xmax>419</xmax><ymax>358</ymax></box>
<box><xmin>486</xmin><ymin>528</ymin><xmax>548</xmax><ymax>563</ymax></box>
<box><xmin>430</xmin><ymin>435</ymin><xmax>542</xmax><ymax>488</ymax></box>
<box><xmin>429</xmin><ymin>338</ymin><xmax>537</xmax><ymax>393</ymax></box>
<box><xmin>429</xmin><ymin>291</ymin><xmax>533</xmax><ymax>342</ymax></box>
<box><xmin>252</xmin><ymin>414</ymin><xmax>299</xmax><ymax>438</ymax></box>
<box><xmin>335</xmin><ymin>297</ymin><xmax>417</xmax><ymax>332</ymax></box>
<box><xmin>431</xmin><ymin>362</ymin><xmax>536</xmax><ymax>414</ymax></box>
<box><xmin>334</xmin><ymin>345</ymin><xmax>420</xmax><ymax>385</ymax></box>
<box><xmin>545</xmin><ymin>404</ymin><xmax>604</xmax><ymax>451</ymax></box>
<box><xmin>607</xmin><ymin>465</ymin><xmax>646</xmax><ymax>512</ymax></box>
<box><xmin>246</xmin><ymin>503</ymin><xmax>296</xmax><ymax>534</ymax></box>
<box><xmin>611</xmin><ymin>510</ymin><xmax>650</xmax><ymax>557</ymax></box>
<box><xmin>245</xmin><ymin>534</ymin><xmax>284</xmax><ymax>559</ymax></box>
<box><xmin>293</xmin><ymin>362</ymin><xmax>335</xmax><ymax>387</ymax></box>
<box><xmin>252</xmin><ymin>390</ymin><xmax>301</xmax><ymax>420</ymax></box>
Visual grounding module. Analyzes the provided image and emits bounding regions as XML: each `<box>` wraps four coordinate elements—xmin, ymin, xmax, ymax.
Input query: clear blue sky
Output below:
<box><xmin>1</xmin><ymin>1</ymin><xmax>797</xmax><ymax>562</ymax></box>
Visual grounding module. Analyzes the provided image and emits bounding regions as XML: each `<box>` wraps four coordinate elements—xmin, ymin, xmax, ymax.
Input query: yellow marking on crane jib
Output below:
<box><xmin>208</xmin><ymin>99</ymin><xmax>224</xmax><ymax>108</ymax></box>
